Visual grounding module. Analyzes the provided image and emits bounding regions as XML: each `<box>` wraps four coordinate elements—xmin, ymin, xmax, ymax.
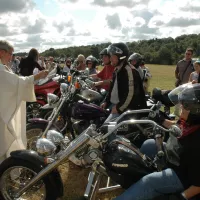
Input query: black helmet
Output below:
<box><xmin>128</xmin><ymin>53</ymin><xmax>143</xmax><ymax>64</ymax></box>
<box><xmin>86</xmin><ymin>55</ymin><xmax>98</xmax><ymax>68</ymax></box>
<box><xmin>169</xmin><ymin>83</ymin><xmax>200</xmax><ymax>115</ymax></box>
<box><xmin>99</xmin><ymin>48</ymin><xmax>109</xmax><ymax>56</ymax></box>
<box><xmin>107</xmin><ymin>42</ymin><xmax>129</xmax><ymax>61</ymax></box>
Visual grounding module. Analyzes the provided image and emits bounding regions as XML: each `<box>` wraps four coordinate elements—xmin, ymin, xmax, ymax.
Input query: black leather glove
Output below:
<box><xmin>168</xmin><ymin>193</ymin><xmax>187</xmax><ymax>200</ymax></box>
<box><xmin>148</xmin><ymin>110</ymin><xmax>166</xmax><ymax>125</ymax></box>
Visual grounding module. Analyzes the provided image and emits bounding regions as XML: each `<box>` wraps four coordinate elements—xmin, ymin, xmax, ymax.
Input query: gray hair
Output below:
<box><xmin>0</xmin><ymin>40</ymin><xmax>14</xmax><ymax>52</ymax></box>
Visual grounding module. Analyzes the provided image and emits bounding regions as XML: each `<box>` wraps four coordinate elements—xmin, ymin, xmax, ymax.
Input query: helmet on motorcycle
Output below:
<box><xmin>86</xmin><ymin>55</ymin><xmax>98</xmax><ymax>68</ymax></box>
<box><xmin>107</xmin><ymin>43</ymin><xmax>129</xmax><ymax>61</ymax></box>
<box><xmin>128</xmin><ymin>53</ymin><xmax>143</xmax><ymax>65</ymax></box>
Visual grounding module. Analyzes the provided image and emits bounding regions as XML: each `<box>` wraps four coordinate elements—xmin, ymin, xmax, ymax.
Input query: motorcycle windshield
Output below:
<box><xmin>168</xmin><ymin>83</ymin><xmax>193</xmax><ymax>105</ymax></box>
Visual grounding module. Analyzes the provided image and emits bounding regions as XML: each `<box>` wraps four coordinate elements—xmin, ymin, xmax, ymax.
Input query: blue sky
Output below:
<box><xmin>1</xmin><ymin>0</ymin><xmax>200</xmax><ymax>52</ymax></box>
<box><xmin>33</xmin><ymin>0</ymin><xmax>59</xmax><ymax>16</ymax></box>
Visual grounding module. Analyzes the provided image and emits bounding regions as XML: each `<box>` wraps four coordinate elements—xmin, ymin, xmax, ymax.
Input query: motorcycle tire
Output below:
<box><xmin>26</xmin><ymin>123</ymin><xmax>47</xmax><ymax>150</ymax></box>
<box><xmin>0</xmin><ymin>157</ymin><xmax>58</xmax><ymax>200</ymax></box>
<box><xmin>26</xmin><ymin>102</ymin><xmax>42</xmax><ymax>122</ymax></box>
<box><xmin>39</xmin><ymin>109</ymin><xmax>53</xmax><ymax>120</ymax></box>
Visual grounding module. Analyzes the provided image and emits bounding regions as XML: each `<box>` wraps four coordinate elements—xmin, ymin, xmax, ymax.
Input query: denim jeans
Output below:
<box><xmin>114</xmin><ymin>139</ymin><xmax>184</xmax><ymax>200</ymax></box>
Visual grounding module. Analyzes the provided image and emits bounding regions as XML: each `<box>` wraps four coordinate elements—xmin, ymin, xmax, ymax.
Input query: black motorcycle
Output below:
<box><xmin>0</xmin><ymin>118</ymin><xmax>181</xmax><ymax>200</ymax></box>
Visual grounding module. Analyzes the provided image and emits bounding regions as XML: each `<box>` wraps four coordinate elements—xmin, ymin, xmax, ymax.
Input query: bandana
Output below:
<box><xmin>177</xmin><ymin>118</ymin><xmax>200</xmax><ymax>138</ymax></box>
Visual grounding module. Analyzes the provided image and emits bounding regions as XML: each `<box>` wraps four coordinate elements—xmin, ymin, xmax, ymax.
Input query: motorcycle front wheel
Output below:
<box><xmin>0</xmin><ymin>157</ymin><xmax>57</xmax><ymax>200</ymax></box>
<box><xmin>26</xmin><ymin>123</ymin><xmax>47</xmax><ymax>150</ymax></box>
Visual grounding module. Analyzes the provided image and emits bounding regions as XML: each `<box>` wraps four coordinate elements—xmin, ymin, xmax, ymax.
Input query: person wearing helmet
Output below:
<box><xmin>90</xmin><ymin>48</ymin><xmax>115</xmax><ymax>91</ymax></box>
<box><xmin>128</xmin><ymin>53</ymin><xmax>144</xmax><ymax>80</ymax></box>
<box><xmin>86</xmin><ymin>55</ymin><xmax>98</xmax><ymax>75</ymax></box>
<box><xmin>101</xmin><ymin>42</ymin><xmax>146</xmax><ymax>122</ymax></box>
<box><xmin>115</xmin><ymin>83</ymin><xmax>200</xmax><ymax>200</ymax></box>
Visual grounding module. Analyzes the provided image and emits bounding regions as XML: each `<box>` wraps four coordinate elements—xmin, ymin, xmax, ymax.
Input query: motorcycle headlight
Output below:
<box><xmin>60</xmin><ymin>83</ymin><xmax>69</xmax><ymax>94</ymax></box>
<box><xmin>36</xmin><ymin>138</ymin><xmax>56</xmax><ymax>156</ymax></box>
<box><xmin>47</xmin><ymin>93</ymin><xmax>59</xmax><ymax>106</ymax></box>
<box><xmin>46</xmin><ymin>130</ymin><xmax>64</xmax><ymax>146</ymax></box>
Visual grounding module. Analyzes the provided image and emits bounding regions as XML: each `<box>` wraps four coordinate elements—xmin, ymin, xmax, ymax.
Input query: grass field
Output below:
<box><xmin>58</xmin><ymin>64</ymin><xmax>176</xmax><ymax>200</ymax></box>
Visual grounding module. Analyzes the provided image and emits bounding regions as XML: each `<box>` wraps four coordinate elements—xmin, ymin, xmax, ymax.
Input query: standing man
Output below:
<box><xmin>101</xmin><ymin>42</ymin><xmax>147</xmax><ymax>122</ymax></box>
<box><xmin>0</xmin><ymin>40</ymin><xmax>48</xmax><ymax>163</ymax></box>
<box><xmin>175</xmin><ymin>48</ymin><xmax>194</xmax><ymax>86</ymax></box>
<box><xmin>174</xmin><ymin>48</ymin><xmax>194</xmax><ymax>116</ymax></box>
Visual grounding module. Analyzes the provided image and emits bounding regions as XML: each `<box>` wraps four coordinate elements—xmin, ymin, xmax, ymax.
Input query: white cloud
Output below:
<box><xmin>0</xmin><ymin>0</ymin><xmax>200</xmax><ymax>52</ymax></box>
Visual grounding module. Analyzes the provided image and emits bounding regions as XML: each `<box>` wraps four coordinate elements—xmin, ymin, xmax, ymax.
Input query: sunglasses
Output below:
<box><xmin>87</xmin><ymin>62</ymin><xmax>92</xmax><ymax>64</ymax></box>
<box><xmin>185</xmin><ymin>53</ymin><xmax>192</xmax><ymax>56</ymax></box>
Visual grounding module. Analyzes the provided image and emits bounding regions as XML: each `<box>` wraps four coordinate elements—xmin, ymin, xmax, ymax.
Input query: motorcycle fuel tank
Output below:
<box><xmin>103</xmin><ymin>136</ymin><xmax>155</xmax><ymax>189</ymax></box>
<box><xmin>79</xmin><ymin>89</ymin><xmax>102</xmax><ymax>102</ymax></box>
<box><xmin>71</xmin><ymin>102</ymin><xmax>108</xmax><ymax>120</ymax></box>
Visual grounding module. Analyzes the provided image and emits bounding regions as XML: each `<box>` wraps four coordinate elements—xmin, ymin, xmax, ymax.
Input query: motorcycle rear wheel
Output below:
<box><xmin>26</xmin><ymin>102</ymin><xmax>42</xmax><ymax>121</ymax></box>
<box><xmin>0</xmin><ymin>157</ymin><xmax>57</xmax><ymax>200</ymax></box>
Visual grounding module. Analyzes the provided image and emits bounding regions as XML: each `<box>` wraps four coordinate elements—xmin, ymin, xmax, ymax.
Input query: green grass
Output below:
<box><xmin>147</xmin><ymin>64</ymin><xmax>176</xmax><ymax>93</ymax></box>
<box><xmin>59</xmin><ymin>64</ymin><xmax>176</xmax><ymax>200</ymax></box>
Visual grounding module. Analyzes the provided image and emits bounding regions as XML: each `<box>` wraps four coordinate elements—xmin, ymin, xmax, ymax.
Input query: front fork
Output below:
<box><xmin>84</xmin><ymin>161</ymin><xmax>121</xmax><ymax>200</ymax></box>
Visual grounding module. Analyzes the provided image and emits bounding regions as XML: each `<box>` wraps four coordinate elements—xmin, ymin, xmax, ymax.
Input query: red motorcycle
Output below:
<box><xmin>26</xmin><ymin>73</ymin><xmax>62</xmax><ymax>121</ymax></box>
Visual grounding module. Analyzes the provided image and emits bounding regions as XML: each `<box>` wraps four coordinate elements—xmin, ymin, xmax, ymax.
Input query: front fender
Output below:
<box><xmin>28</xmin><ymin>118</ymin><xmax>48</xmax><ymax>124</ymax></box>
<box><xmin>41</xmin><ymin>104</ymin><xmax>56</xmax><ymax>110</ymax></box>
<box><xmin>10</xmin><ymin>150</ymin><xmax>64</xmax><ymax>198</ymax></box>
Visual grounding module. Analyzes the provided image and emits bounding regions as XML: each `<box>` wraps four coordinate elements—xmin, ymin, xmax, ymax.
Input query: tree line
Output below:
<box><xmin>18</xmin><ymin>34</ymin><xmax>200</xmax><ymax>65</ymax></box>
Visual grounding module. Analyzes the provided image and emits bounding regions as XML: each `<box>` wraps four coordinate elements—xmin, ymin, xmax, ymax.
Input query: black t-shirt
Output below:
<box><xmin>19</xmin><ymin>57</ymin><xmax>44</xmax><ymax>76</ymax></box>
<box><xmin>172</xmin><ymin>128</ymin><xmax>200</xmax><ymax>189</ymax></box>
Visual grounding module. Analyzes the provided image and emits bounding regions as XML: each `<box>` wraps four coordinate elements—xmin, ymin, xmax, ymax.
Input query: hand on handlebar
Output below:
<box><xmin>148</xmin><ymin>110</ymin><xmax>166</xmax><ymax>125</ymax></box>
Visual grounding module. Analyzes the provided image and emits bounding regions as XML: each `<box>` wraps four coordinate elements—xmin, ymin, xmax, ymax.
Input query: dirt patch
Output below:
<box><xmin>58</xmin><ymin>162</ymin><xmax>123</xmax><ymax>200</ymax></box>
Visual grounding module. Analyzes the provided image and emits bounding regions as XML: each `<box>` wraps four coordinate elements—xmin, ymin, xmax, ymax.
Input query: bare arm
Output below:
<box><xmin>188</xmin><ymin>73</ymin><xmax>192</xmax><ymax>82</ymax></box>
<box><xmin>162</xmin><ymin>119</ymin><xmax>177</xmax><ymax>129</ymax></box>
<box><xmin>183</xmin><ymin>186</ymin><xmax>200</xmax><ymax>199</ymax></box>
<box><xmin>94</xmin><ymin>79</ymin><xmax>111</xmax><ymax>86</ymax></box>
<box><xmin>90</xmin><ymin>74</ymin><xmax>98</xmax><ymax>79</ymax></box>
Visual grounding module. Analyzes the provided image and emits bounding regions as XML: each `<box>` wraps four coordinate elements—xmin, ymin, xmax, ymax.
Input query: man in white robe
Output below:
<box><xmin>0</xmin><ymin>40</ymin><xmax>48</xmax><ymax>163</ymax></box>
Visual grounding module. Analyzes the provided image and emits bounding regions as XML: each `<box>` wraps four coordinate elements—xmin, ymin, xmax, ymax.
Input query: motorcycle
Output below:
<box><xmin>26</xmin><ymin>71</ymin><xmax>109</xmax><ymax>149</ymax></box>
<box><xmin>0</xmin><ymin>118</ymin><xmax>181</xmax><ymax>200</ymax></box>
<box><xmin>26</xmin><ymin>67</ymin><xmax>64</xmax><ymax>121</ymax></box>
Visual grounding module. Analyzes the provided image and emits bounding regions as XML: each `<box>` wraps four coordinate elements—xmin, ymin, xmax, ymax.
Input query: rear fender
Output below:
<box><xmin>10</xmin><ymin>150</ymin><xmax>64</xmax><ymax>198</ymax></box>
<box><xmin>28</xmin><ymin>118</ymin><xmax>48</xmax><ymax>124</ymax></box>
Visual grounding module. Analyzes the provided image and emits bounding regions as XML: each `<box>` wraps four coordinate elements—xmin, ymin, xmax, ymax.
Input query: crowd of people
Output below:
<box><xmin>1</xmin><ymin>39</ymin><xmax>200</xmax><ymax>200</ymax></box>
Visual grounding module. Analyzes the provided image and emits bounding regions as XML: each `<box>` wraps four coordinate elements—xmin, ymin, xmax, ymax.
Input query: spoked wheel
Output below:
<box><xmin>26</xmin><ymin>103</ymin><xmax>42</xmax><ymax>121</ymax></box>
<box><xmin>0</xmin><ymin>158</ymin><xmax>57</xmax><ymax>200</ymax></box>
<box><xmin>26</xmin><ymin>123</ymin><xmax>47</xmax><ymax>151</ymax></box>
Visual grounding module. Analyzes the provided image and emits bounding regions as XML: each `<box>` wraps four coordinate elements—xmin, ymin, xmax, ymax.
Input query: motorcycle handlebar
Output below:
<box><xmin>101</xmin><ymin>119</ymin><xmax>181</xmax><ymax>140</ymax></box>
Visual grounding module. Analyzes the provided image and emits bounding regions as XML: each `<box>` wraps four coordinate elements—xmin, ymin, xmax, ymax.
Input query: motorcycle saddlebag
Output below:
<box><xmin>103</xmin><ymin>136</ymin><xmax>155</xmax><ymax>189</ymax></box>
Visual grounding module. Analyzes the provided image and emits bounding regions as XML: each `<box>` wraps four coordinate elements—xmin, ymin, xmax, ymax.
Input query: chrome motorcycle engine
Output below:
<box><xmin>69</xmin><ymin>145</ymin><xmax>102</xmax><ymax>167</ymax></box>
